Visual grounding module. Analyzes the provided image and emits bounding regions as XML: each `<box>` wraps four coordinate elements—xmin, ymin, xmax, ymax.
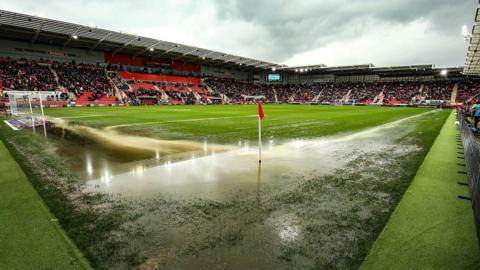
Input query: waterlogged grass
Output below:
<box><xmin>1</xmin><ymin>106</ymin><xmax>450</xmax><ymax>269</ymax></box>
<box><xmin>129</xmin><ymin>110</ymin><xmax>450</xmax><ymax>270</ymax></box>
<box><xmin>0</xmin><ymin>122</ymin><xmax>145</xmax><ymax>269</ymax></box>
<box><xmin>44</xmin><ymin>105</ymin><xmax>432</xmax><ymax>143</ymax></box>
<box><xmin>126</xmin><ymin>110</ymin><xmax>450</xmax><ymax>270</ymax></box>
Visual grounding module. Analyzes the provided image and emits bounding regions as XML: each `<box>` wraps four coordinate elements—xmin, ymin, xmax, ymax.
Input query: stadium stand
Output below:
<box><xmin>381</xmin><ymin>81</ymin><xmax>419</xmax><ymax>104</ymax></box>
<box><xmin>457</xmin><ymin>78</ymin><xmax>480</xmax><ymax>103</ymax></box>
<box><xmin>53</xmin><ymin>63</ymin><xmax>115</xmax><ymax>104</ymax></box>
<box><xmin>203</xmin><ymin>78</ymin><xmax>466</xmax><ymax>105</ymax></box>
<box><xmin>422</xmin><ymin>80</ymin><xmax>454</xmax><ymax>101</ymax></box>
<box><xmin>0</xmin><ymin>58</ymin><xmax>57</xmax><ymax>92</ymax></box>
<box><xmin>1</xmin><ymin>56</ymin><xmax>479</xmax><ymax>107</ymax></box>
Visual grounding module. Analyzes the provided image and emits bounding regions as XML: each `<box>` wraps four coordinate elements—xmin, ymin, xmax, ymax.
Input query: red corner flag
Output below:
<box><xmin>258</xmin><ymin>102</ymin><xmax>265</xmax><ymax>120</ymax></box>
<box><xmin>257</xmin><ymin>102</ymin><xmax>264</xmax><ymax>163</ymax></box>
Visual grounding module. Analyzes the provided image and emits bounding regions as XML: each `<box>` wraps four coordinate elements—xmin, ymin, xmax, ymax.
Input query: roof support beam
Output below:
<box><xmin>246</xmin><ymin>60</ymin><xmax>262</xmax><ymax>67</ymax></box>
<box><xmin>182</xmin><ymin>48</ymin><xmax>200</xmax><ymax>56</ymax></box>
<box><xmin>209</xmin><ymin>54</ymin><xmax>229</xmax><ymax>62</ymax></box>
<box><xmin>133</xmin><ymin>40</ymin><xmax>162</xmax><ymax>58</ymax></box>
<box><xmin>239</xmin><ymin>59</ymin><xmax>257</xmax><ymax>65</ymax></box>
<box><xmin>112</xmin><ymin>36</ymin><xmax>138</xmax><ymax>56</ymax></box>
<box><xmin>224</xmin><ymin>56</ymin><xmax>242</xmax><ymax>63</ymax></box>
<box><xmin>199</xmin><ymin>51</ymin><xmax>215</xmax><ymax>59</ymax></box>
<box><xmin>88</xmin><ymin>32</ymin><xmax>112</xmax><ymax>53</ymax></box>
<box><xmin>256</xmin><ymin>63</ymin><xmax>272</xmax><ymax>68</ymax></box>
<box><xmin>157</xmin><ymin>44</ymin><xmax>179</xmax><ymax>57</ymax></box>
<box><xmin>62</xmin><ymin>26</ymin><xmax>82</xmax><ymax>49</ymax></box>
<box><xmin>173</xmin><ymin>48</ymin><xmax>200</xmax><ymax>60</ymax></box>
<box><xmin>31</xmin><ymin>18</ymin><xmax>46</xmax><ymax>45</ymax></box>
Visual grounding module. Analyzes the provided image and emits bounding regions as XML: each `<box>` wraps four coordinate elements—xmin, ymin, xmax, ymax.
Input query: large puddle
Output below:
<box><xmin>49</xmin><ymin>112</ymin><xmax>427</xmax><ymax>199</ymax></box>
<box><xmin>48</xmin><ymin>119</ymin><xmax>233</xmax><ymax>181</ymax></box>
<box><xmin>43</xmin><ymin>110</ymin><xmax>443</xmax><ymax>269</ymax></box>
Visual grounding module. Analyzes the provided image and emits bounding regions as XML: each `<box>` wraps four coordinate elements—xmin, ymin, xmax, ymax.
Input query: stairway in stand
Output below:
<box><xmin>450</xmin><ymin>83</ymin><xmax>458</xmax><ymax>104</ymax></box>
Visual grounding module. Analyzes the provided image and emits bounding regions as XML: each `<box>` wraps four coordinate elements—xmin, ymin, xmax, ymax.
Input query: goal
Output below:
<box><xmin>3</xmin><ymin>90</ymin><xmax>48</xmax><ymax>136</ymax></box>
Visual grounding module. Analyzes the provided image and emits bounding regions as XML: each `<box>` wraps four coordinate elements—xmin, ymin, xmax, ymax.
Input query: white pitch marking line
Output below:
<box><xmin>107</xmin><ymin>115</ymin><xmax>258</xmax><ymax>129</ymax></box>
<box><xmin>54</xmin><ymin>114</ymin><xmax>112</xmax><ymax>119</ymax></box>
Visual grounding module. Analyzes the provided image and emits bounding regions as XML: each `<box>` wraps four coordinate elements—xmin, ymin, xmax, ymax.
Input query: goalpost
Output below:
<box><xmin>3</xmin><ymin>90</ymin><xmax>48</xmax><ymax>136</ymax></box>
<box><xmin>1</xmin><ymin>90</ymin><xmax>9</xmax><ymax>117</ymax></box>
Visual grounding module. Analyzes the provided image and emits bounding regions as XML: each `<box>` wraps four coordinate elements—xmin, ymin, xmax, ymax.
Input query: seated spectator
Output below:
<box><xmin>0</xmin><ymin>57</ymin><xmax>57</xmax><ymax>91</ymax></box>
<box><xmin>53</xmin><ymin>62</ymin><xmax>113</xmax><ymax>102</ymax></box>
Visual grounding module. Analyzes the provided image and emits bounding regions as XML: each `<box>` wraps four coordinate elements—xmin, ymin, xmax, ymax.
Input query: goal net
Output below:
<box><xmin>3</xmin><ymin>90</ymin><xmax>48</xmax><ymax>136</ymax></box>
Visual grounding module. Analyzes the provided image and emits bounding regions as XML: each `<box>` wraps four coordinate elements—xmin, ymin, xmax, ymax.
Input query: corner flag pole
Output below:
<box><xmin>258</xmin><ymin>102</ymin><xmax>265</xmax><ymax>163</ymax></box>
<box><xmin>258</xmin><ymin>115</ymin><xmax>262</xmax><ymax>163</ymax></box>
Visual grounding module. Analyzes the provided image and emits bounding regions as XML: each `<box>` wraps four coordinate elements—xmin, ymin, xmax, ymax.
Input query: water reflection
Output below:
<box><xmin>52</xmin><ymin>129</ymin><xmax>223</xmax><ymax>181</ymax></box>
<box><xmin>101</xmin><ymin>167</ymin><xmax>112</xmax><ymax>186</ymax></box>
<box><xmin>84</xmin><ymin>137</ymin><xmax>341</xmax><ymax>199</ymax></box>
<box><xmin>85</xmin><ymin>153</ymin><xmax>93</xmax><ymax>177</ymax></box>
<box><xmin>256</xmin><ymin>162</ymin><xmax>262</xmax><ymax>208</ymax></box>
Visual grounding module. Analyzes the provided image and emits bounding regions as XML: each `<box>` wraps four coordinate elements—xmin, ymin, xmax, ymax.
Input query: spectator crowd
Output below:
<box><xmin>0</xmin><ymin>57</ymin><xmax>56</xmax><ymax>92</ymax></box>
<box><xmin>54</xmin><ymin>63</ymin><xmax>114</xmax><ymax>101</ymax></box>
<box><xmin>0</xmin><ymin>57</ymin><xmax>479</xmax><ymax>106</ymax></box>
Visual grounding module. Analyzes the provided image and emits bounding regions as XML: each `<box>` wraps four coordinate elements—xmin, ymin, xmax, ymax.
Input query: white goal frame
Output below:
<box><xmin>4</xmin><ymin>90</ymin><xmax>49</xmax><ymax>136</ymax></box>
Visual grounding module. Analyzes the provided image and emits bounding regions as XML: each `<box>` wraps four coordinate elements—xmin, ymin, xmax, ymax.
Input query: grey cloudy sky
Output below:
<box><xmin>0</xmin><ymin>0</ymin><xmax>475</xmax><ymax>67</ymax></box>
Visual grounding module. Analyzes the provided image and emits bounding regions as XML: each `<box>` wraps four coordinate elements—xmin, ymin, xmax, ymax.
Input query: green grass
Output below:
<box><xmin>44</xmin><ymin>105</ymin><xmax>432</xmax><ymax>143</ymax></box>
<box><xmin>0</xmin><ymin>140</ymin><xmax>91</xmax><ymax>270</ymax></box>
<box><xmin>360</xmin><ymin>111</ymin><xmax>480</xmax><ymax>270</ymax></box>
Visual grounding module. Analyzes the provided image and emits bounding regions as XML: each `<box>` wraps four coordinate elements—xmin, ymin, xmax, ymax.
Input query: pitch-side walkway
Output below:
<box><xmin>0</xmin><ymin>141</ymin><xmax>90</xmax><ymax>270</ymax></box>
<box><xmin>360</xmin><ymin>111</ymin><xmax>480</xmax><ymax>270</ymax></box>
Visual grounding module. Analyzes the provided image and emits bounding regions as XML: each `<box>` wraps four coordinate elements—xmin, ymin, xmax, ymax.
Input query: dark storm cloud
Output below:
<box><xmin>211</xmin><ymin>0</ymin><xmax>475</xmax><ymax>65</ymax></box>
<box><xmin>0</xmin><ymin>0</ymin><xmax>476</xmax><ymax>66</ymax></box>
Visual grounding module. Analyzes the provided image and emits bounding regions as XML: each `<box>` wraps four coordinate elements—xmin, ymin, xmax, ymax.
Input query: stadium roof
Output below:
<box><xmin>0</xmin><ymin>9</ymin><xmax>282</xmax><ymax>71</ymax></box>
<box><xmin>278</xmin><ymin>64</ymin><xmax>464</xmax><ymax>77</ymax></box>
<box><xmin>0</xmin><ymin>9</ymin><xmax>467</xmax><ymax>76</ymax></box>
<box><xmin>465</xmin><ymin>2</ymin><xmax>480</xmax><ymax>76</ymax></box>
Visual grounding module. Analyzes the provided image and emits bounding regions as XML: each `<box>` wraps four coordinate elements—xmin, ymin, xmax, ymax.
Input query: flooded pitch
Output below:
<box><xmin>38</xmin><ymin>110</ymin><xmax>446</xmax><ymax>269</ymax></box>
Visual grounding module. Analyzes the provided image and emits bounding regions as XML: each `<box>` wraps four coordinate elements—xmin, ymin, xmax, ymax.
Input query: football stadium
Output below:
<box><xmin>1</xmin><ymin>1</ymin><xmax>480</xmax><ymax>270</ymax></box>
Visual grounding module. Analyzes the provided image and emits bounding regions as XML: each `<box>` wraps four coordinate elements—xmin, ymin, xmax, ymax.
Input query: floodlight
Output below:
<box><xmin>463</xmin><ymin>24</ymin><xmax>472</xmax><ymax>43</ymax></box>
<box><xmin>462</xmin><ymin>25</ymin><xmax>469</xmax><ymax>36</ymax></box>
<box><xmin>440</xmin><ymin>69</ymin><xmax>448</xmax><ymax>76</ymax></box>
<box><xmin>272</xmin><ymin>67</ymin><xmax>276</xmax><ymax>72</ymax></box>
<box><xmin>72</xmin><ymin>35</ymin><xmax>78</xmax><ymax>40</ymax></box>
<box><xmin>149</xmin><ymin>47</ymin><xmax>154</xmax><ymax>52</ymax></box>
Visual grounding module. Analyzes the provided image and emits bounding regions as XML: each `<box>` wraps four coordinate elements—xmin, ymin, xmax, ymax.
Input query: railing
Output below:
<box><xmin>458</xmin><ymin>112</ymin><xmax>480</xmax><ymax>244</ymax></box>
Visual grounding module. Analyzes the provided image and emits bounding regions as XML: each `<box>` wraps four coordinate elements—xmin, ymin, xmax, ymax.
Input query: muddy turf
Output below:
<box><xmin>0</xmin><ymin>105</ymin><xmax>450</xmax><ymax>269</ymax></box>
